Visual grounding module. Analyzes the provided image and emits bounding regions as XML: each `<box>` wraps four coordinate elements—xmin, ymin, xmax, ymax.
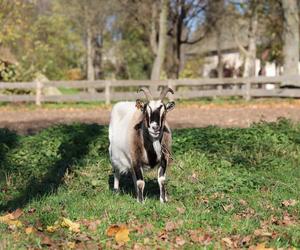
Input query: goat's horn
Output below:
<box><xmin>159</xmin><ymin>87</ymin><xmax>174</xmax><ymax>100</ymax></box>
<box><xmin>137</xmin><ymin>87</ymin><xmax>153</xmax><ymax>101</ymax></box>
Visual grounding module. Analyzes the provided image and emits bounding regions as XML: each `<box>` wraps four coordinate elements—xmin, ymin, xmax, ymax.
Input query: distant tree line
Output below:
<box><xmin>0</xmin><ymin>0</ymin><xmax>299</xmax><ymax>82</ymax></box>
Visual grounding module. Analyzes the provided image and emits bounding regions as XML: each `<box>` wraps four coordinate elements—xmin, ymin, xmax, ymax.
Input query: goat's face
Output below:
<box><xmin>136</xmin><ymin>99</ymin><xmax>175</xmax><ymax>139</ymax></box>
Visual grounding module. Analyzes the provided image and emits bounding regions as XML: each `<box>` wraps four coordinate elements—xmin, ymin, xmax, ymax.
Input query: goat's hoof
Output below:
<box><xmin>137</xmin><ymin>198</ymin><xmax>144</xmax><ymax>204</ymax></box>
<box><xmin>160</xmin><ymin>196</ymin><xmax>168</xmax><ymax>203</ymax></box>
<box><xmin>113</xmin><ymin>188</ymin><xmax>120</xmax><ymax>194</ymax></box>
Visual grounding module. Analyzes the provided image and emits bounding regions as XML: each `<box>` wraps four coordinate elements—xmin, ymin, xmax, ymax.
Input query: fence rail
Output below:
<box><xmin>0</xmin><ymin>75</ymin><xmax>300</xmax><ymax>105</ymax></box>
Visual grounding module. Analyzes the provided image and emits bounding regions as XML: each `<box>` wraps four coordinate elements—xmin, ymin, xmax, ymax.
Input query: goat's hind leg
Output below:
<box><xmin>113</xmin><ymin>168</ymin><xmax>120</xmax><ymax>193</ymax></box>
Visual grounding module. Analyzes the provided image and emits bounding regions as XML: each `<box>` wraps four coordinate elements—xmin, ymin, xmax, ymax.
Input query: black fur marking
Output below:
<box><xmin>143</xmin><ymin>138</ymin><xmax>159</xmax><ymax>167</ymax></box>
<box><xmin>150</xmin><ymin>106</ymin><xmax>163</xmax><ymax>125</ymax></box>
<box><xmin>134</xmin><ymin>121</ymin><xmax>143</xmax><ymax>130</ymax></box>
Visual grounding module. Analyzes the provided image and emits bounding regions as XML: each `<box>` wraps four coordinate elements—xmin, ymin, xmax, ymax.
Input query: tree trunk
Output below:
<box><xmin>94</xmin><ymin>32</ymin><xmax>103</xmax><ymax>80</ymax></box>
<box><xmin>86</xmin><ymin>26</ymin><xmax>95</xmax><ymax>93</ymax></box>
<box><xmin>282</xmin><ymin>0</ymin><xmax>299</xmax><ymax>84</ymax></box>
<box><xmin>217</xmin><ymin>28</ymin><xmax>223</xmax><ymax>78</ymax></box>
<box><xmin>151</xmin><ymin>0</ymin><xmax>168</xmax><ymax>91</ymax></box>
<box><xmin>243</xmin><ymin>10</ymin><xmax>257</xmax><ymax>77</ymax></box>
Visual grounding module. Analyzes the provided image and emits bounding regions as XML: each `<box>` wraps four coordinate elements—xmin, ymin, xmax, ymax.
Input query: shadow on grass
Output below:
<box><xmin>0</xmin><ymin>123</ymin><xmax>106</xmax><ymax>212</ymax></box>
<box><xmin>108</xmin><ymin>173</ymin><xmax>160</xmax><ymax>200</ymax></box>
<box><xmin>0</xmin><ymin>128</ymin><xmax>19</xmax><ymax>184</ymax></box>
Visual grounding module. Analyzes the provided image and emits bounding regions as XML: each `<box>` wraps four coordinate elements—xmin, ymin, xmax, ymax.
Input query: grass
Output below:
<box><xmin>0</xmin><ymin>97</ymin><xmax>299</xmax><ymax>110</ymax></box>
<box><xmin>0</xmin><ymin>119</ymin><xmax>300</xmax><ymax>249</ymax></box>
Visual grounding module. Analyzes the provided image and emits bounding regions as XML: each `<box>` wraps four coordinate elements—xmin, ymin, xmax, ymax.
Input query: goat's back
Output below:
<box><xmin>109</xmin><ymin>102</ymin><xmax>138</xmax><ymax>172</ymax></box>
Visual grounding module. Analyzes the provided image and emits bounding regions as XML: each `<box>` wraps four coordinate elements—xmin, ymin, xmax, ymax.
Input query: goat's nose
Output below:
<box><xmin>152</xmin><ymin>124</ymin><xmax>160</xmax><ymax>131</ymax></box>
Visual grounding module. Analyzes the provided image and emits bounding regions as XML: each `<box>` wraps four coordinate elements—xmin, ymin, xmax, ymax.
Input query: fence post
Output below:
<box><xmin>105</xmin><ymin>80</ymin><xmax>111</xmax><ymax>104</ymax></box>
<box><xmin>217</xmin><ymin>84</ymin><xmax>223</xmax><ymax>97</ymax></box>
<box><xmin>35</xmin><ymin>80</ymin><xmax>43</xmax><ymax>106</ymax></box>
<box><xmin>244</xmin><ymin>79</ymin><xmax>251</xmax><ymax>101</ymax></box>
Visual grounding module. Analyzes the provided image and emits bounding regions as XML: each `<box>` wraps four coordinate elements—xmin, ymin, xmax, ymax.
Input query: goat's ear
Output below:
<box><xmin>135</xmin><ymin>99</ymin><xmax>145</xmax><ymax>111</ymax></box>
<box><xmin>166</xmin><ymin>101</ymin><xmax>175</xmax><ymax>112</ymax></box>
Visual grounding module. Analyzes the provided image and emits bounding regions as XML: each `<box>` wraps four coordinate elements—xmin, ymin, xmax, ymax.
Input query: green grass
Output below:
<box><xmin>0</xmin><ymin>119</ymin><xmax>300</xmax><ymax>249</ymax></box>
<box><xmin>0</xmin><ymin>97</ymin><xmax>298</xmax><ymax>110</ymax></box>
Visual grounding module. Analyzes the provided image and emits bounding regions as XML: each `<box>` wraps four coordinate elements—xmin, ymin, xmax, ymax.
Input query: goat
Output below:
<box><xmin>109</xmin><ymin>87</ymin><xmax>175</xmax><ymax>203</ymax></box>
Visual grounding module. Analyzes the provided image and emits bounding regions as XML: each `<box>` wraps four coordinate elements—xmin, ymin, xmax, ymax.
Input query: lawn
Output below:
<box><xmin>0</xmin><ymin>119</ymin><xmax>299</xmax><ymax>249</ymax></box>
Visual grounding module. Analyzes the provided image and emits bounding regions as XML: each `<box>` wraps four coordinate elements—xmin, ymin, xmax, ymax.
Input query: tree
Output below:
<box><xmin>151</xmin><ymin>0</ymin><xmax>168</xmax><ymax>81</ymax></box>
<box><xmin>281</xmin><ymin>0</ymin><xmax>299</xmax><ymax>81</ymax></box>
<box><xmin>56</xmin><ymin>0</ymin><xmax>116</xmax><ymax>82</ymax></box>
<box><xmin>166</xmin><ymin>0</ymin><xmax>207</xmax><ymax>79</ymax></box>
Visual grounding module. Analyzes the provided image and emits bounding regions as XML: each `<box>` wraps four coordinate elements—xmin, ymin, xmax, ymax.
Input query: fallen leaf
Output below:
<box><xmin>27</xmin><ymin>208</ymin><xmax>36</xmax><ymax>214</ymax></box>
<box><xmin>67</xmin><ymin>242</ymin><xmax>76</xmax><ymax>249</ymax></box>
<box><xmin>176</xmin><ymin>207</ymin><xmax>186</xmax><ymax>214</ymax></box>
<box><xmin>281</xmin><ymin>199</ymin><xmax>297</xmax><ymax>207</ymax></box>
<box><xmin>41</xmin><ymin>236</ymin><xmax>53</xmax><ymax>246</ymax></box>
<box><xmin>189</xmin><ymin>173</ymin><xmax>198</xmax><ymax>183</ymax></box>
<box><xmin>165</xmin><ymin>221</ymin><xmax>177</xmax><ymax>231</ymax></box>
<box><xmin>115</xmin><ymin>227</ymin><xmax>130</xmax><ymax>244</ymax></box>
<box><xmin>222</xmin><ymin>237</ymin><xmax>233</xmax><ymax>248</ymax></box>
<box><xmin>25</xmin><ymin>226</ymin><xmax>35</xmax><ymax>234</ymax></box>
<box><xmin>282</xmin><ymin>215</ymin><xmax>294</xmax><ymax>225</ymax></box>
<box><xmin>61</xmin><ymin>218</ymin><xmax>80</xmax><ymax>233</ymax></box>
<box><xmin>47</xmin><ymin>225</ymin><xmax>59</xmax><ymax>233</ymax></box>
<box><xmin>175</xmin><ymin>236</ymin><xmax>185</xmax><ymax>246</ymax></box>
<box><xmin>254</xmin><ymin>229</ymin><xmax>273</xmax><ymax>237</ymax></box>
<box><xmin>239</xmin><ymin>199</ymin><xmax>247</xmax><ymax>206</ymax></box>
<box><xmin>240</xmin><ymin>235</ymin><xmax>251</xmax><ymax>246</ymax></box>
<box><xmin>0</xmin><ymin>213</ymin><xmax>22</xmax><ymax>227</ymax></box>
<box><xmin>144</xmin><ymin>222</ymin><xmax>154</xmax><ymax>232</ymax></box>
<box><xmin>132</xmin><ymin>243</ymin><xmax>144</xmax><ymax>250</ymax></box>
<box><xmin>81</xmin><ymin>219</ymin><xmax>100</xmax><ymax>232</ymax></box>
<box><xmin>107</xmin><ymin>225</ymin><xmax>121</xmax><ymax>237</ymax></box>
<box><xmin>106</xmin><ymin>224</ymin><xmax>130</xmax><ymax>244</ymax></box>
<box><xmin>11</xmin><ymin>209</ymin><xmax>23</xmax><ymax>219</ymax></box>
<box><xmin>165</xmin><ymin>220</ymin><xmax>183</xmax><ymax>231</ymax></box>
<box><xmin>75</xmin><ymin>234</ymin><xmax>93</xmax><ymax>244</ymax></box>
<box><xmin>198</xmin><ymin>234</ymin><xmax>212</xmax><ymax>246</ymax></box>
<box><xmin>158</xmin><ymin>230</ymin><xmax>168</xmax><ymax>241</ymax></box>
<box><xmin>222</xmin><ymin>204</ymin><xmax>234</xmax><ymax>212</ymax></box>
<box><xmin>189</xmin><ymin>230</ymin><xmax>212</xmax><ymax>245</ymax></box>
<box><xmin>249</xmin><ymin>242</ymin><xmax>274</xmax><ymax>250</ymax></box>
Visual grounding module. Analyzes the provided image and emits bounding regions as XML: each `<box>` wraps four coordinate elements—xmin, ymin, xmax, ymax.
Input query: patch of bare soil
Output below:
<box><xmin>1</xmin><ymin>102</ymin><xmax>300</xmax><ymax>134</ymax></box>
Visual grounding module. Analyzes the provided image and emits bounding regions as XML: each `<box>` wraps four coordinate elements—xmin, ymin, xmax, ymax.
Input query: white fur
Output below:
<box><xmin>109</xmin><ymin>102</ymin><xmax>137</xmax><ymax>174</ymax></box>
<box><xmin>153</xmin><ymin>140</ymin><xmax>161</xmax><ymax>161</ymax></box>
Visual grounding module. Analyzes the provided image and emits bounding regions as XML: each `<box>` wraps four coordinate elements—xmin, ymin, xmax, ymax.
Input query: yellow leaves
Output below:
<box><xmin>61</xmin><ymin>218</ymin><xmax>80</xmax><ymax>233</ymax></box>
<box><xmin>46</xmin><ymin>225</ymin><xmax>59</xmax><ymax>233</ymax></box>
<box><xmin>106</xmin><ymin>224</ymin><xmax>130</xmax><ymax>244</ymax></box>
<box><xmin>115</xmin><ymin>227</ymin><xmax>130</xmax><ymax>244</ymax></box>
<box><xmin>250</xmin><ymin>242</ymin><xmax>274</xmax><ymax>250</ymax></box>
<box><xmin>47</xmin><ymin>218</ymin><xmax>80</xmax><ymax>233</ymax></box>
<box><xmin>0</xmin><ymin>209</ymin><xmax>23</xmax><ymax>228</ymax></box>
<box><xmin>25</xmin><ymin>226</ymin><xmax>35</xmax><ymax>234</ymax></box>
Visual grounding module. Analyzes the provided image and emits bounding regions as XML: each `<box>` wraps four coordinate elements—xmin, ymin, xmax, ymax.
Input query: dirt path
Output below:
<box><xmin>1</xmin><ymin>102</ymin><xmax>300</xmax><ymax>134</ymax></box>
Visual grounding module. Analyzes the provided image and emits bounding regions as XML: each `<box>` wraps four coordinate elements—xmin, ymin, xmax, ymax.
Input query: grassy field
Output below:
<box><xmin>0</xmin><ymin>119</ymin><xmax>299</xmax><ymax>249</ymax></box>
<box><xmin>0</xmin><ymin>97</ymin><xmax>300</xmax><ymax>111</ymax></box>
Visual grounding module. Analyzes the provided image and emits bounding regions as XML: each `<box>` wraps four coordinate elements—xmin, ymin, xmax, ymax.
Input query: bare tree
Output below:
<box><xmin>166</xmin><ymin>0</ymin><xmax>207</xmax><ymax>79</ymax></box>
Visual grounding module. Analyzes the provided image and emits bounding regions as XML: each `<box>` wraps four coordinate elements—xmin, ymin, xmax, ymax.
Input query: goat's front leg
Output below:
<box><xmin>158</xmin><ymin>158</ymin><xmax>168</xmax><ymax>203</ymax></box>
<box><xmin>132</xmin><ymin>165</ymin><xmax>145</xmax><ymax>203</ymax></box>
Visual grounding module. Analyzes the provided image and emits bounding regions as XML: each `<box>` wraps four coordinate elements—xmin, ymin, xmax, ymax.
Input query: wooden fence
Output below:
<box><xmin>0</xmin><ymin>75</ymin><xmax>300</xmax><ymax>105</ymax></box>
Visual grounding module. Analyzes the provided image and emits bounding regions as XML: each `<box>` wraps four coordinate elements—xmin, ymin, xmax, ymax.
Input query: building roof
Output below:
<box><xmin>185</xmin><ymin>14</ymin><xmax>250</xmax><ymax>56</ymax></box>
